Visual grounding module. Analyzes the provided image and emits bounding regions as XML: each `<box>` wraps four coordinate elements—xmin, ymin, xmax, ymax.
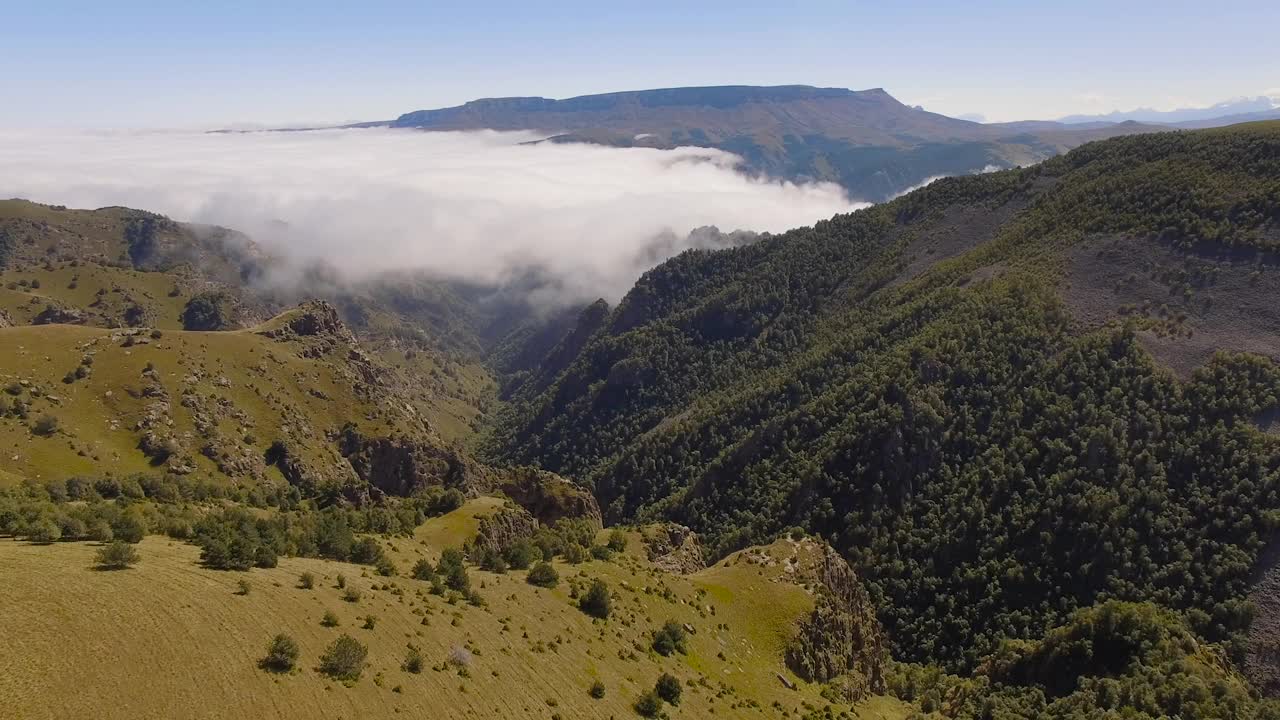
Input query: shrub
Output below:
<box><xmin>375</xmin><ymin>556</ymin><xmax>398</xmax><ymax>577</ymax></box>
<box><xmin>95</xmin><ymin>541</ymin><xmax>140</xmax><ymax>570</ymax></box>
<box><xmin>88</xmin><ymin>519</ymin><xmax>114</xmax><ymax>543</ymax></box>
<box><xmin>299</xmin><ymin>572</ymin><xmax>315</xmax><ymax>589</ymax></box>
<box><xmin>590</xmin><ymin>544</ymin><xmax>614</xmax><ymax>561</ymax></box>
<box><xmin>112</xmin><ymin>514</ymin><xmax>146</xmax><ymax>543</ymax></box>
<box><xmin>578</xmin><ymin>579</ymin><xmax>611</xmax><ymax>619</ymax></box>
<box><xmin>318</xmin><ymin>634</ymin><xmax>367</xmax><ymax>681</ymax></box>
<box><xmin>607</xmin><ymin>529</ymin><xmax>628</xmax><ymax>553</ymax></box>
<box><xmin>57</xmin><ymin>514</ymin><xmax>86</xmax><ymax>539</ymax></box>
<box><xmin>438</xmin><ymin>547</ymin><xmax>470</xmax><ymax>593</ymax></box>
<box><xmin>362</xmin><ymin>615</ymin><xmax>377</xmax><ymax>630</ymax></box>
<box><xmin>261</xmin><ymin>634</ymin><xmax>300</xmax><ymax>673</ymax></box>
<box><xmin>336</xmin><ymin>573</ymin><xmax>347</xmax><ymax>589</ymax></box>
<box><xmin>502</xmin><ymin>539</ymin><xmax>537</xmax><ymax>570</ymax></box>
<box><xmin>255</xmin><ymin>545</ymin><xmax>278</xmax><ymax>568</ymax></box>
<box><xmin>27</xmin><ymin>517</ymin><xmax>61</xmax><ymax>543</ymax></box>
<box><xmin>321</xmin><ymin>610</ymin><xmax>340</xmax><ymax>627</ymax></box>
<box><xmin>652</xmin><ymin>621</ymin><xmax>688</xmax><ymax>657</ymax></box>
<box><xmin>342</xmin><ymin>587</ymin><xmax>362</xmax><ymax>603</ymax></box>
<box><xmin>655</xmin><ymin>673</ymin><xmax>681</xmax><ymax>705</ymax></box>
<box><xmin>411</xmin><ymin>558</ymin><xmax>436</xmax><ymax>581</ymax></box>
<box><xmin>350</xmin><ymin>537</ymin><xmax>384</xmax><ymax>565</ymax></box>
<box><xmin>477</xmin><ymin>547</ymin><xmax>507</xmax><ymax>573</ymax></box>
<box><xmin>236</xmin><ymin>579</ymin><xmax>251</xmax><ymax>596</ymax></box>
<box><xmin>181</xmin><ymin>291</ymin><xmax>235</xmax><ymax>331</ymax></box>
<box><xmin>447</xmin><ymin>645</ymin><xmax>473</xmax><ymax>669</ymax></box>
<box><xmin>404</xmin><ymin>645</ymin><xmax>424</xmax><ymax>673</ymax></box>
<box><xmin>589</xmin><ymin>679</ymin><xmax>606</xmax><ymax>699</ymax></box>
<box><xmin>634</xmin><ymin>690</ymin><xmax>662</xmax><ymax>717</ymax></box>
<box><xmin>32</xmin><ymin>414</ymin><xmax>59</xmax><ymax>436</ymax></box>
<box><xmin>526</xmin><ymin>561</ymin><xmax>559</xmax><ymax>588</ymax></box>
<box><xmin>562</xmin><ymin>543</ymin><xmax>588</xmax><ymax>564</ymax></box>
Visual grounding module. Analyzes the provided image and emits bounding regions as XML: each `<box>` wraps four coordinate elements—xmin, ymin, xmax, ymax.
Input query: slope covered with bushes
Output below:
<box><xmin>488</xmin><ymin>123</ymin><xmax>1280</xmax><ymax>672</ymax></box>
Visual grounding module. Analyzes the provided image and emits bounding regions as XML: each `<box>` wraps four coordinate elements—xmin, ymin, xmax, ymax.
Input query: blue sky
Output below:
<box><xmin>2</xmin><ymin>0</ymin><xmax>1277</xmax><ymax>127</ymax></box>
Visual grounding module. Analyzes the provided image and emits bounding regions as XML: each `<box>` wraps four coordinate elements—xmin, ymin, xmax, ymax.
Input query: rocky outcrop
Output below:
<box><xmin>469</xmin><ymin>505</ymin><xmax>539</xmax><ymax>557</ymax></box>
<box><xmin>0</xmin><ymin>309</ymin><xmax>13</xmax><ymax>328</ymax></box>
<box><xmin>642</xmin><ymin>523</ymin><xmax>706</xmax><ymax>574</ymax></box>
<box><xmin>482</xmin><ymin>467</ymin><xmax>602</xmax><ymax>529</ymax></box>
<box><xmin>785</xmin><ymin>544</ymin><xmax>886</xmax><ymax>701</ymax></box>
<box><xmin>33</xmin><ymin>305</ymin><xmax>86</xmax><ymax>325</ymax></box>
<box><xmin>260</xmin><ymin>300</ymin><xmax>355</xmax><ymax>343</ymax></box>
<box><xmin>338</xmin><ymin>426</ymin><xmax>484</xmax><ymax>497</ymax></box>
<box><xmin>258</xmin><ymin>301</ymin><xmax>394</xmax><ymax>402</ymax></box>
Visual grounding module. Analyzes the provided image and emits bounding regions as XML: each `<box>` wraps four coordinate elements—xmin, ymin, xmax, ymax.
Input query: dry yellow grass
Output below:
<box><xmin>0</xmin><ymin>526</ymin><xmax>910</xmax><ymax>720</ymax></box>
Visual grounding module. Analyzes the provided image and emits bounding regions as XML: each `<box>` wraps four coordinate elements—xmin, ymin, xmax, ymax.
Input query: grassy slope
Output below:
<box><xmin>0</xmin><ymin>197</ymin><xmax>498</xmax><ymax>454</ymax></box>
<box><xmin>0</xmin><ymin>263</ymin><xmax>189</xmax><ymax>328</ymax></box>
<box><xmin>0</xmin><ymin>501</ymin><xmax>908</xmax><ymax>720</ymax></box>
<box><xmin>0</xmin><ymin>322</ymin><xmax>395</xmax><ymax>487</ymax></box>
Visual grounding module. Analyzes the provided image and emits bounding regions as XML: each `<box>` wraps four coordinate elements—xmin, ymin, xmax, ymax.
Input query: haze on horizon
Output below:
<box><xmin>1</xmin><ymin>0</ymin><xmax>1277</xmax><ymax>128</ymax></box>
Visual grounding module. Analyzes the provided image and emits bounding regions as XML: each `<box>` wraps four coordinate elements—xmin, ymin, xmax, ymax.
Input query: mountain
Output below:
<box><xmin>486</xmin><ymin>122</ymin><xmax>1280</xmax><ymax>699</ymax></box>
<box><xmin>9</xmin><ymin>122</ymin><xmax>1280</xmax><ymax>719</ymax></box>
<box><xmin>1174</xmin><ymin>107</ymin><xmax>1280</xmax><ymax>129</ymax></box>
<box><xmin>1059</xmin><ymin>95</ymin><xmax>1279</xmax><ymax>124</ymax></box>
<box><xmin>389</xmin><ymin>85</ymin><xmax>1167</xmax><ymax>201</ymax></box>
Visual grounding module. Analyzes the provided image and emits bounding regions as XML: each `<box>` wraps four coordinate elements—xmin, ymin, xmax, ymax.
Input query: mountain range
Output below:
<box><xmin>6</xmin><ymin>93</ymin><xmax>1280</xmax><ymax>718</ymax></box>
<box><xmin>1058</xmin><ymin>95</ymin><xmax>1280</xmax><ymax>125</ymax></box>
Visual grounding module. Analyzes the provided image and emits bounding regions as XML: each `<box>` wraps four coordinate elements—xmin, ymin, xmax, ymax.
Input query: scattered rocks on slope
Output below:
<box><xmin>0</xmin><ymin>309</ymin><xmax>13</xmax><ymax>328</ymax></box>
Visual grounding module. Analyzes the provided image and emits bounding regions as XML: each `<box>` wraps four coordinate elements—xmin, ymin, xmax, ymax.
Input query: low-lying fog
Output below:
<box><xmin>0</xmin><ymin>127</ymin><xmax>866</xmax><ymax>306</ymax></box>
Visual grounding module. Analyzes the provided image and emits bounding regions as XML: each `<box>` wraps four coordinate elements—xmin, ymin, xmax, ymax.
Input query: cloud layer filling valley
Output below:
<box><xmin>0</xmin><ymin>127</ymin><xmax>865</xmax><ymax>305</ymax></box>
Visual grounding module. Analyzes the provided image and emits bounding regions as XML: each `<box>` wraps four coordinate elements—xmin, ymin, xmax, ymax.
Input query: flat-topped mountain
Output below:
<box><xmin>390</xmin><ymin>84</ymin><xmax>1165</xmax><ymax>200</ymax></box>
<box><xmin>394</xmin><ymin>85</ymin><xmax>985</xmax><ymax>144</ymax></box>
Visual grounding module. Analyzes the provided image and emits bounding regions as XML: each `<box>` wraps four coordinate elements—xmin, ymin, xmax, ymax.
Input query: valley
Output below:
<box><xmin>3</xmin><ymin>121</ymin><xmax>1280</xmax><ymax>719</ymax></box>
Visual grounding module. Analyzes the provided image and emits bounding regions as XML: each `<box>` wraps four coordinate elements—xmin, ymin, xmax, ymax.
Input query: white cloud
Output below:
<box><xmin>0</xmin><ymin>127</ymin><xmax>865</xmax><ymax>306</ymax></box>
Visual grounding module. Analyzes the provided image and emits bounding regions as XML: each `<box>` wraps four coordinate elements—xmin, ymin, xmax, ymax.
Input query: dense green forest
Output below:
<box><xmin>487</xmin><ymin>122</ymin><xmax>1280</xmax><ymax>678</ymax></box>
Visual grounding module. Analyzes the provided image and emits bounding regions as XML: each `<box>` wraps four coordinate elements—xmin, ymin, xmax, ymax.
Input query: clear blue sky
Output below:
<box><xmin>2</xmin><ymin>0</ymin><xmax>1277</xmax><ymax>127</ymax></box>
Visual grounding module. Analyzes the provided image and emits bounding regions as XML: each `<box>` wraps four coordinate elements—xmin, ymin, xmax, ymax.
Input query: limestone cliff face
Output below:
<box><xmin>785</xmin><ymin>543</ymin><xmax>887</xmax><ymax>701</ymax></box>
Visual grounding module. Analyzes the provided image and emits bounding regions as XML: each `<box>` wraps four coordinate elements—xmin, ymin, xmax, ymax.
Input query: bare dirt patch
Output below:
<box><xmin>889</xmin><ymin>201</ymin><xmax>1026</xmax><ymax>288</ymax></box>
<box><xmin>1247</xmin><ymin>540</ymin><xmax>1280</xmax><ymax>697</ymax></box>
<box><xmin>1062</xmin><ymin>235</ymin><xmax>1280</xmax><ymax>377</ymax></box>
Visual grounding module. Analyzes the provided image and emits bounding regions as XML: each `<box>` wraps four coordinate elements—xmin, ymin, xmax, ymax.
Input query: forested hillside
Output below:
<box><xmin>488</xmin><ymin>123</ymin><xmax>1280</xmax><ymax>681</ymax></box>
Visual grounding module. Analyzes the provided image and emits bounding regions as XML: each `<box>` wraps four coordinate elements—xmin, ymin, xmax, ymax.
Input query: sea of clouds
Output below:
<box><xmin>0</xmin><ymin>127</ymin><xmax>866</xmax><ymax>305</ymax></box>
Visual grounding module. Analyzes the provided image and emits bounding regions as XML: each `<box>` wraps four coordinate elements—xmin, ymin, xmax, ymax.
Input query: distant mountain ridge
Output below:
<box><xmin>1058</xmin><ymin>95</ymin><xmax>1279</xmax><ymax>125</ymax></box>
<box><xmin>390</xmin><ymin>84</ymin><xmax>1164</xmax><ymax>201</ymax></box>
